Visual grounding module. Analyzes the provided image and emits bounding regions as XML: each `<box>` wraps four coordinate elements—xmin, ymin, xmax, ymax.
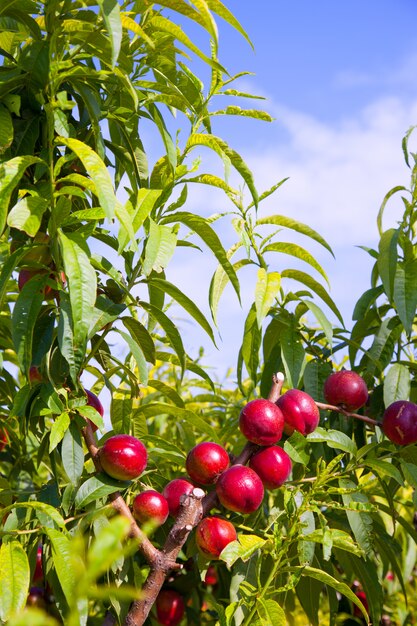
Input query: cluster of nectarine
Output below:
<box><xmin>3</xmin><ymin>359</ymin><xmax>416</xmax><ymax>623</ymax></box>
<box><xmin>88</xmin><ymin>368</ymin><xmax>417</xmax><ymax>624</ymax></box>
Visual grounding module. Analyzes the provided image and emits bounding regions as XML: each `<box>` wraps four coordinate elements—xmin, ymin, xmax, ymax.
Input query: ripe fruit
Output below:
<box><xmin>85</xmin><ymin>389</ymin><xmax>104</xmax><ymax>432</ymax></box>
<box><xmin>323</xmin><ymin>370</ymin><xmax>368</xmax><ymax>412</ymax></box>
<box><xmin>33</xmin><ymin>545</ymin><xmax>43</xmax><ymax>583</ymax></box>
<box><xmin>239</xmin><ymin>398</ymin><xmax>284</xmax><ymax>446</ymax></box>
<box><xmin>29</xmin><ymin>365</ymin><xmax>43</xmax><ymax>384</ymax></box>
<box><xmin>276</xmin><ymin>389</ymin><xmax>320</xmax><ymax>436</ymax></box>
<box><xmin>155</xmin><ymin>589</ymin><xmax>185</xmax><ymax>626</ymax></box>
<box><xmin>99</xmin><ymin>434</ymin><xmax>147</xmax><ymax>481</ymax></box>
<box><xmin>196</xmin><ymin>516</ymin><xmax>237</xmax><ymax>559</ymax></box>
<box><xmin>18</xmin><ymin>268</ymin><xmax>65</xmax><ymax>298</ymax></box>
<box><xmin>86</xmin><ymin>389</ymin><xmax>104</xmax><ymax>417</ymax></box>
<box><xmin>26</xmin><ymin>587</ymin><xmax>46</xmax><ymax>609</ymax></box>
<box><xmin>0</xmin><ymin>427</ymin><xmax>8</xmax><ymax>452</ymax></box>
<box><xmin>382</xmin><ymin>400</ymin><xmax>417</xmax><ymax>445</ymax></box>
<box><xmin>162</xmin><ymin>478</ymin><xmax>195</xmax><ymax>517</ymax></box>
<box><xmin>132</xmin><ymin>490</ymin><xmax>169</xmax><ymax>527</ymax></box>
<box><xmin>204</xmin><ymin>564</ymin><xmax>218</xmax><ymax>586</ymax></box>
<box><xmin>353</xmin><ymin>590</ymin><xmax>368</xmax><ymax>618</ymax></box>
<box><xmin>186</xmin><ymin>442</ymin><xmax>230</xmax><ymax>485</ymax></box>
<box><xmin>216</xmin><ymin>465</ymin><xmax>264</xmax><ymax>514</ymax></box>
<box><xmin>249</xmin><ymin>446</ymin><xmax>292</xmax><ymax>489</ymax></box>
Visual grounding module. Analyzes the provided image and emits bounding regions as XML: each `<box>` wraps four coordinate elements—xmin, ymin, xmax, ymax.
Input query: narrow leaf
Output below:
<box><xmin>148</xmin><ymin>277</ymin><xmax>216</xmax><ymax>344</ymax></box>
<box><xmin>257</xmin><ymin>214</ymin><xmax>334</xmax><ymax>257</ymax></box>
<box><xmin>7</xmin><ymin>196</ymin><xmax>48</xmax><ymax>237</ymax></box>
<box><xmin>0</xmin><ymin>542</ymin><xmax>30</xmax><ymax>621</ymax></box>
<box><xmin>384</xmin><ymin>363</ymin><xmax>410</xmax><ymax>407</ymax></box>
<box><xmin>254</xmin><ymin>269</ymin><xmax>281</xmax><ymax>328</ymax></box>
<box><xmin>162</xmin><ymin>211</ymin><xmax>240</xmax><ymax>302</ymax></box>
<box><xmin>281</xmin><ymin>269</ymin><xmax>343</xmax><ymax>324</ymax></box>
<box><xmin>57</xmin><ymin>137</ymin><xmax>116</xmax><ymax>219</ymax></box>
<box><xmin>62</xmin><ymin>422</ymin><xmax>84</xmax><ymax>485</ymax></box>
<box><xmin>97</xmin><ymin>0</ymin><xmax>122</xmax><ymax>66</ymax></box>
<box><xmin>75</xmin><ymin>474</ymin><xmax>123</xmax><ymax>509</ymax></box>
<box><xmin>0</xmin><ymin>156</ymin><xmax>43</xmax><ymax>234</ymax></box>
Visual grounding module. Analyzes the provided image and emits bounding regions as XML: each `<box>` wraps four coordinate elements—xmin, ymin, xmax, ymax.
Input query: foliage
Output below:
<box><xmin>1</xmin><ymin>1</ymin><xmax>417</xmax><ymax>626</ymax></box>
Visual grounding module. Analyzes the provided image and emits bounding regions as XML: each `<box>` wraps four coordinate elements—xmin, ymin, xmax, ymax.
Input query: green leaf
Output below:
<box><xmin>298</xmin><ymin>509</ymin><xmax>315</xmax><ymax>565</ymax></box>
<box><xmin>135</xmin><ymin>402</ymin><xmax>218</xmax><ymax>441</ymax></box>
<box><xmin>58</xmin><ymin>231</ymin><xmax>97</xmax><ymax>376</ymax></box>
<box><xmin>384</xmin><ymin>363</ymin><xmax>410</xmax><ymax>406</ymax></box>
<box><xmin>0</xmin><ymin>246</ymin><xmax>31</xmax><ymax>309</ymax></box>
<box><xmin>117</xmin><ymin>329</ymin><xmax>149</xmax><ymax>386</ymax></box>
<box><xmin>377</xmin><ymin>228</ymin><xmax>399</xmax><ymax>301</ymax></box>
<box><xmin>220</xmin><ymin>535</ymin><xmax>266</xmax><ymax>567</ymax></box>
<box><xmin>257</xmin><ymin>214</ymin><xmax>334</xmax><ymax>257</ymax></box>
<box><xmin>186</xmin><ymin>133</ymin><xmax>258</xmax><ymax>207</ymax></box>
<box><xmin>303</xmin><ymin>360</ymin><xmax>332</xmax><ymax>404</ymax></box>
<box><xmin>121</xmin><ymin>317</ymin><xmax>155</xmax><ymax>364</ymax></box>
<box><xmin>302</xmin><ymin>528</ymin><xmax>364</xmax><ymax>557</ymax></box>
<box><xmin>212</xmin><ymin>106</ymin><xmax>273</xmax><ymax>122</ymax></box>
<box><xmin>307</xmin><ymin>427</ymin><xmax>357</xmax><ymax>455</ymax></box>
<box><xmin>62</xmin><ymin>422</ymin><xmax>84</xmax><ymax>485</ymax></box>
<box><xmin>0</xmin><ymin>156</ymin><xmax>43</xmax><ymax>234</ymax></box>
<box><xmin>57</xmin><ymin>292</ymin><xmax>77</xmax><ymax>384</ymax></box>
<box><xmin>0</xmin><ymin>541</ymin><xmax>30</xmax><ymax>621</ymax></box>
<box><xmin>209</xmin><ymin>256</ymin><xmax>252</xmax><ymax>325</ymax></box>
<box><xmin>0</xmin><ymin>103</ymin><xmax>13</xmax><ymax>153</ymax></box>
<box><xmin>143</xmin><ymin>219</ymin><xmax>177</xmax><ymax>276</ymax></box>
<box><xmin>7</xmin><ymin>195</ymin><xmax>48</xmax><ymax>237</ymax></box>
<box><xmin>262</xmin><ymin>242</ymin><xmax>329</xmax><ymax>285</ymax></box>
<box><xmin>364</xmin><ymin>459</ymin><xmax>404</xmax><ymax>486</ymax></box>
<box><xmin>146</xmin><ymin>379</ymin><xmax>184</xmax><ymax>407</ymax></box>
<box><xmin>44</xmin><ymin>529</ymin><xmax>77</xmax><ymax>606</ymax></box>
<box><xmin>377</xmin><ymin>185</ymin><xmax>407</xmax><ymax>235</ymax></box>
<box><xmin>280</xmin><ymin>321</ymin><xmax>306</xmax><ymax>388</ymax></box>
<box><xmin>0</xmin><ymin>502</ymin><xmax>65</xmax><ymax>529</ymax></box>
<box><xmin>241</xmin><ymin>303</ymin><xmax>261</xmax><ymax>382</ymax></box>
<box><xmin>162</xmin><ymin>211</ymin><xmax>240</xmax><ymax>302</ymax></box>
<box><xmin>97</xmin><ymin>0</ymin><xmax>122</xmax><ymax>66</ymax></box>
<box><xmin>147</xmin><ymin>277</ymin><xmax>216</xmax><ymax>344</ymax></box>
<box><xmin>116</xmin><ymin>189</ymin><xmax>162</xmax><ymax>251</ymax></box>
<box><xmin>49</xmin><ymin>412</ymin><xmax>71</xmax><ymax>452</ymax></box>
<box><xmin>284</xmin><ymin>431</ymin><xmax>310</xmax><ymax>466</ymax></box>
<box><xmin>254</xmin><ymin>269</ymin><xmax>281</xmax><ymax>328</ymax></box>
<box><xmin>150</xmin><ymin>15</ymin><xmax>225</xmax><ymax>72</ymax></box>
<box><xmin>77</xmin><ymin>405</ymin><xmax>105</xmax><ymax>431</ymax></box>
<box><xmin>352</xmin><ymin>285</ymin><xmax>384</xmax><ymax>321</ymax></box>
<box><xmin>75</xmin><ymin>474</ymin><xmax>122</xmax><ymax>509</ymax></box>
<box><xmin>110</xmin><ymin>393</ymin><xmax>133</xmax><ymax>435</ymax></box>
<box><xmin>303</xmin><ymin>300</ymin><xmax>333</xmax><ymax>346</ymax></box>
<box><xmin>339</xmin><ymin>478</ymin><xmax>373</xmax><ymax>555</ymax></box>
<box><xmin>140</xmin><ymin>301</ymin><xmax>186</xmax><ymax>372</ymax></box>
<box><xmin>57</xmin><ymin>137</ymin><xmax>116</xmax><ymax>220</ymax></box>
<box><xmin>299</xmin><ymin>566</ymin><xmax>369</xmax><ymax>623</ymax></box>
<box><xmin>393</xmin><ymin>259</ymin><xmax>417</xmax><ymax>335</ymax></box>
<box><xmin>281</xmin><ymin>269</ymin><xmax>343</xmax><ymax>325</ymax></box>
<box><xmin>87</xmin><ymin>516</ymin><xmax>130</xmax><ymax>581</ymax></box>
<box><xmin>12</xmin><ymin>273</ymin><xmax>46</xmax><ymax>376</ymax></box>
<box><xmin>205</xmin><ymin>0</ymin><xmax>252</xmax><ymax>46</ymax></box>
<box><xmin>256</xmin><ymin>599</ymin><xmax>286</xmax><ymax>626</ymax></box>
<box><xmin>88</xmin><ymin>296</ymin><xmax>126</xmax><ymax>339</ymax></box>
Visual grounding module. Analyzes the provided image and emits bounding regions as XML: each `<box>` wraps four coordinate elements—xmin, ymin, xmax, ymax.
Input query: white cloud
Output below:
<box><xmin>166</xmin><ymin>93</ymin><xmax>417</xmax><ymax>376</ymax></box>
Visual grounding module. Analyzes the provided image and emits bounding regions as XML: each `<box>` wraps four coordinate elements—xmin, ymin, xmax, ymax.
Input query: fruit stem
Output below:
<box><xmin>315</xmin><ymin>402</ymin><xmax>381</xmax><ymax>427</ymax></box>
<box><xmin>125</xmin><ymin>488</ymin><xmax>205</xmax><ymax>626</ymax></box>
<box><xmin>267</xmin><ymin>372</ymin><xmax>285</xmax><ymax>403</ymax></box>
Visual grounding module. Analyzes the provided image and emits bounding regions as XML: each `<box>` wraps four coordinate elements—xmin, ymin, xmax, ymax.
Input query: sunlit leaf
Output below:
<box><xmin>0</xmin><ymin>542</ymin><xmax>30</xmax><ymax>621</ymax></box>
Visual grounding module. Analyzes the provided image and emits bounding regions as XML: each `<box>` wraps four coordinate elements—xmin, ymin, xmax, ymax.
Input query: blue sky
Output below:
<box><xmin>156</xmin><ymin>1</ymin><xmax>417</xmax><ymax>380</ymax></box>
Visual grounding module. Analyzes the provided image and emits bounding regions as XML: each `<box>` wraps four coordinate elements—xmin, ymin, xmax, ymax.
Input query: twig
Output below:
<box><xmin>315</xmin><ymin>402</ymin><xmax>381</xmax><ymax>427</ymax></box>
